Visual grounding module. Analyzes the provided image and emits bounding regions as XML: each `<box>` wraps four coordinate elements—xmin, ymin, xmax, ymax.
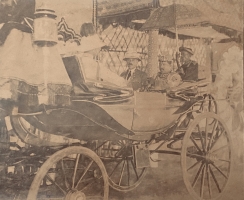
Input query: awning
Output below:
<box><xmin>159</xmin><ymin>0</ymin><xmax>242</xmax><ymax>32</ymax></box>
<box><xmin>167</xmin><ymin>26</ymin><xmax>229</xmax><ymax>40</ymax></box>
<box><xmin>97</xmin><ymin>0</ymin><xmax>153</xmax><ymax>18</ymax></box>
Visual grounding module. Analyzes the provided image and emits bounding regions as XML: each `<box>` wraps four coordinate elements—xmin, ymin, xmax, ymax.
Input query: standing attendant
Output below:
<box><xmin>176</xmin><ymin>47</ymin><xmax>198</xmax><ymax>81</ymax></box>
<box><xmin>73</xmin><ymin>22</ymin><xmax>126</xmax><ymax>95</ymax></box>
<box><xmin>121</xmin><ymin>50</ymin><xmax>147</xmax><ymax>91</ymax></box>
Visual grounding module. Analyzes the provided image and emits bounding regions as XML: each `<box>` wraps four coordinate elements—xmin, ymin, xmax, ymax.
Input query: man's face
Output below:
<box><xmin>126</xmin><ymin>58</ymin><xmax>138</xmax><ymax>70</ymax></box>
<box><xmin>159</xmin><ymin>61</ymin><xmax>172</xmax><ymax>74</ymax></box>
<box><xmin>180</xmin><ymin>51</ymin><xmax>191</xmax><ymax>64</ymax></box>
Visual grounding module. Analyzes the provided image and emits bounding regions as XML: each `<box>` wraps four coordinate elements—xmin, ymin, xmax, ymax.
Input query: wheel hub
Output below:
<box><xmin>65</xmin><ymin>190</ymin><xmax>86</xmax><ymax>200</ymax></box>
<box><xmin>205</xmin><ymin>152</ymin><xmax>218</xmax><ymax>163</ymax></box>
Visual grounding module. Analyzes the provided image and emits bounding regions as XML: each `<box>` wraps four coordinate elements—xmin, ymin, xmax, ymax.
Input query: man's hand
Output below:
<box><xmin>177</xmin><ymin>67</ymin><xmax>184</xmax><ymax>75</ymax></box>
<box><xmin>176</xmin><ymin>52</ymin><xmax>181</xmax><ymax>62</ymax></box>
<box><xmin>175</xmin><ymin>52</ymin><xmax>181</xmax><ymax>68</ymax></box>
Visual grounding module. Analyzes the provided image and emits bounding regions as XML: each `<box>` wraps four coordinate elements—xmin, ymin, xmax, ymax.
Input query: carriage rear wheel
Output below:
<box><xmin>27</xmin><ymin>146</ymin><xmax>109</xmax><ymax>200</ymax></box>
<box><xmin>97</xmin><ymin>140</ymin><xmax>147</xmax><ymax>192</ymax></box>
<box><xmin>181</xmin><ymin>112</ymin><xmax>232</xmax><ymax>200</ymax></box>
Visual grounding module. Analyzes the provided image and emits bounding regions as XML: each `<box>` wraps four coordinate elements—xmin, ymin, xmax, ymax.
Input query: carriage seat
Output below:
<box><xmin>62</xmin><ymin>55</ymin><xmax>132</xmax><ymax>102</ymax></box>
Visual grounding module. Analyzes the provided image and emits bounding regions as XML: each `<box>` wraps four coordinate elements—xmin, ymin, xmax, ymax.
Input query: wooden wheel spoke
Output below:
<box><xmin>117</xmin><ymin>140</ymin><xmax>124</xmax><ymax>146</ymax></box>
<box><xmin>61</xmin><ymin>159</ymin><xmax>70</xmax><ymax>189</ymax></box>
<box><xmin>210</xmin><ymin>130</ymin><xmax>224</xmax><ymax>150</ymax></box>
<box><xmin>206</xmin><ymin>164</ymin><xmax>212</xmax><ymax>198</ymax></box>
<box><xmin>72</xmin><ymin>154</ymin><xmax>80</xmax><ymax>189</ymax></box>
<box><xmin>108</xmin><ymin>159</ymin><xmax>123</xmax><ymax>178</ymax></box>
<box><xmin>186</xmin><ymin>153</ymin><xmax>204</xmax><ymax>159</ymax></box>
<box><xmin>94</xmin><ymin>141</ymin><xmax>108</xmax><ymax>152</ymax></box>
<box><xmin>197</xmin><ymin>125</ymin><xmax>205</xmax><ymax>152</ymax></box>
<box><xmin>217</xmin><ymin>158</ymin><xmax>230</xmax><ymax>163</ymax></box>
<box><xmin>211</xmin><ymin>163</ymin><xmax>228</xmax><ymax>179</ymax></box>
<box><xmin>200</xmin><ymin>164</ymin><xmax>206</xmax><ymax>198</ymax></box>
<box><xmin>192</xmin><ymin>163</ymin><xmax>204</xmax><ymax>188</ymax></box>
<box><xmin>209</xmin><ymin>165</ymin><xmax>222</xmax><ymax>193</ymax></box>
<box><xmin>80</xmin><ymin>177</ymin><xmax>97</xmax><ymax>192</ymax></box>
<box><xmin>115</xmin><ymin>146</ymin><xmax>125</xmax><ymax>158</ymax></box>
<box><xmin>118</xmin><ymin>160</ymin><xmax>126</xmax><ymax>186</ymax></box>
<box><xmin>190</xmin><ymin>136</ymin><xmax>202</xmax><ymax>153</ymax></box>
<box><xmin>212</xmin><ymin>144</ymin><xmax>229</xmax><ymax>154</ymax></box>
<box><xmin>187</xmin><ymin>160</ymin><xmax>201</xmax><ymax>172</ymax></box>
<box><xmin>207</xmin><ymin>120</ymin><xmax>218</xmax><ymax>151</ymax></box>
<box><xmin>45</xmin><ymin>174</ymin><xmax>67</xmax><ymax>195</ymax></box>
<box><xmin>126</xmin><ymin>159</ymin><xmax>130</xmax><ymax>186</ymax></box>
<box><xmin>75</xmin><ymin>160</ymin><xmax>94</xmax><ymax>189</ymax></box>
<box><xmin>78</xmin><ymin>177</ymin><xmax>95</xmax><ymax>183</ymax></box>
<box><xmin>205</xmin><ymin>118</ymin><xmax>209</xmax><ymax>151</ymax></box>
<box><xmin>131</xmin><ymin>160</ymin><xmax>139</xmax><ymax>180</ymax></box>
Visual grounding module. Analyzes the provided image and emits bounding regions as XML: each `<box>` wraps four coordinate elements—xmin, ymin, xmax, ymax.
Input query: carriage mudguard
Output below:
<box><xmin>16</xmin><ymin>100</ymin><xmax>134</xmax><ymax>141</ymax></box>
<box><xmin>71</xmin><ymin>100</ymin><xmax>135</xmax><ymax>137</ymax></box>
<box><xmin>173</xmin><ymin>96</ymin><xmax>203</xmax><ymax>114</ymax></box>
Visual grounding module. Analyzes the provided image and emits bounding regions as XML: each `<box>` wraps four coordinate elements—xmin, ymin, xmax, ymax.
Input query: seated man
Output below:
<box><xmin>120</xmin><ymin>50</ymin><xmax>147</xmax><ymax>91</ymax></box>
<box><xmin>176</xmin><ymin>47</ymin><xmax>198</xmax><ymax>81</ymax></box>
<box><xmin>150</xmin><ymin>53</ymin><xmax>181</xmax><ymax>90</ymax></box>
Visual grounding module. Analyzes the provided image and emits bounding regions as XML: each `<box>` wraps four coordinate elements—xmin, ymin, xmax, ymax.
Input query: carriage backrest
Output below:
<box><xmin>62</xmin><ymin>56</ymin><xmax>85</xmax><ymax>85</ymax></box>
<box><xmin>62</xmin><ymin>55</ymin><xmax>100</xmax><ymax>86</ymax></box>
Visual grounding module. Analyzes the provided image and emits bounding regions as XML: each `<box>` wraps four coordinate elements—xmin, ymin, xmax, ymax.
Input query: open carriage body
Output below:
<box><xmin>0</xmin><ymin>54</ymin><xmax>232</xmax><ymax>200</ymax></box>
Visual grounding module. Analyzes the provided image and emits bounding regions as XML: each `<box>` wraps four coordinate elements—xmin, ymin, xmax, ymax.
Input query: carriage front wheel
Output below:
<box><xmin>27</xmin><ymin>146</ymin><xmax>109</xmax><ymax>200</ymax></box>
<box><xmin>97</xmin><ymin>140</ymin><xmax>147</xmax><ymax>192</ymax></box>
<box><xmin>181</xmin><ymin>112</ymin><xmax>232</xmax><ymax>200</ymax></box>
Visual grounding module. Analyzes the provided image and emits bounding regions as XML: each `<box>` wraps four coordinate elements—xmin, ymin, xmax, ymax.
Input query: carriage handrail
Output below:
<box><xmin>169</xmin><ymin>79</ymin><xmax>210</xmax><ymax>92</ymax></box>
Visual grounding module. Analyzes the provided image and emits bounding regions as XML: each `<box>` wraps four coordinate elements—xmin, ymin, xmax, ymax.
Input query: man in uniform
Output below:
<box><xmin>121</xmin><ymin>50</ymin><xmax>147</xmax><ymax>91</ymax></box>
<box><xmin>152</xmin><ymin>53</ymin><xmax>181</xmax><ymax>90</ymax></box>
<box><xmin>176</xmin><ymin>47</ymin><xmax>198</xmax><ymax>81</ymax></box>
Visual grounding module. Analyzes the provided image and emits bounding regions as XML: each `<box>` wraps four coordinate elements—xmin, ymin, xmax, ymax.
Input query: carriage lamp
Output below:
<box><xmin>33</xmin><ymin>8</ymin><xmax>58</xmax><ymax>46</ymax></box>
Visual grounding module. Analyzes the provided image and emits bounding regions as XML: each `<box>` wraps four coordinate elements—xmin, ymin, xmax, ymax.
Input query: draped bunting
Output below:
<box><xmin>0</xmin><ymin>27</ymin><xmax>72</xmax><ymax>108</ymax></box>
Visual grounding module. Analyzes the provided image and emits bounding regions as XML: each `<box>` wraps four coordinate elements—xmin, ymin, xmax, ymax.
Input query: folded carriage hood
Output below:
<box><xmin>17</xmin><ymin>100</ymin><xmax>135</xmax><ymax>141</ymax></box>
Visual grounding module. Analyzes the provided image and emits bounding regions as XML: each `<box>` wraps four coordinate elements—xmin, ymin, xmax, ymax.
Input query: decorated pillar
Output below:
<box><xmin>147</xmin><ymin>29</ymin><xmax>159</xmax><ymax>77</ymax></box>
<box><xmin>33</xmin><ymin>7</ymin><xmax>58</xmax><ymax>103</ymax></box>
<box><xmin>93</xmin><ymin>0</ymin><xmax>97</xmax><ymax>32</ymax></box>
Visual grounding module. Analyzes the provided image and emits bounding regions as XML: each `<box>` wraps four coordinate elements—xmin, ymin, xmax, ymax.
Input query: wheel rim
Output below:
<box><xmin>181</xmin><ymin>113</ymin><xmax>232</xmax><ymax>200</ymax></box>
<box><xmin>97</xmin><ymin>140</ymin><xmax>147</xmax><ymax>192</ymax></box>
<box><xmin>27</xmin><ymin>146</ymin><xmax>109</xmax><ymax>200</ymax></box>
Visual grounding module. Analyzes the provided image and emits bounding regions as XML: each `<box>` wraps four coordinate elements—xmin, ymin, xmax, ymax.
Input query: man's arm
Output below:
<box><xmin>120</xmin><ymin>71</ymin><xmax>127</xmax><ymax>79</ymax></box>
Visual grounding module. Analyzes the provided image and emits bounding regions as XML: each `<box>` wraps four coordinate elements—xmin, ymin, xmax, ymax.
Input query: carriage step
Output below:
<box><xmin>133</xmin><ymin>144</ymin><xmax>150</xmax><ymax>168</ymax></box>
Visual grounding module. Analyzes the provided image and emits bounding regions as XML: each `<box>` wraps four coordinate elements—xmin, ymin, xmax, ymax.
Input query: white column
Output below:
<box><xmin>147</xmin><ymin>29</ymin><xmax>159</xmax><ymax>77</ymax></box>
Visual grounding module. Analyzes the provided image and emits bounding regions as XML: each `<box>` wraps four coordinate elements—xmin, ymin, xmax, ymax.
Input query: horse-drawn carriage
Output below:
<box><xmin>0</xmin><ymin>53</ymin><xmax>232</xmax><ymax>200</ymax></box>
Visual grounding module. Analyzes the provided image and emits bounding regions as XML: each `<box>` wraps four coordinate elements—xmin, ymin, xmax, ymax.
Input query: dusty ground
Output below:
<box><xmin>109</xmin><ymin>129</ymin><xmax>244</xmax><ymax>200</ymax></box>
<box><xmin>109</xmin><ymin>152</ymin><xmax>244</xmax><ymax>200</ymax></box>
<box><xmin>0</xmin><ymin>139</ymin><xmax>243</xmax><ymax>200</ymax></box>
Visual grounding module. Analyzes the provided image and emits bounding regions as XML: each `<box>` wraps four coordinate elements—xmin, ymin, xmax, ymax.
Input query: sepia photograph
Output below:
<box><xmin>0</xmin><ymin>0</ymin><xmax>243</xmax><ymax>199</ymax></box>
